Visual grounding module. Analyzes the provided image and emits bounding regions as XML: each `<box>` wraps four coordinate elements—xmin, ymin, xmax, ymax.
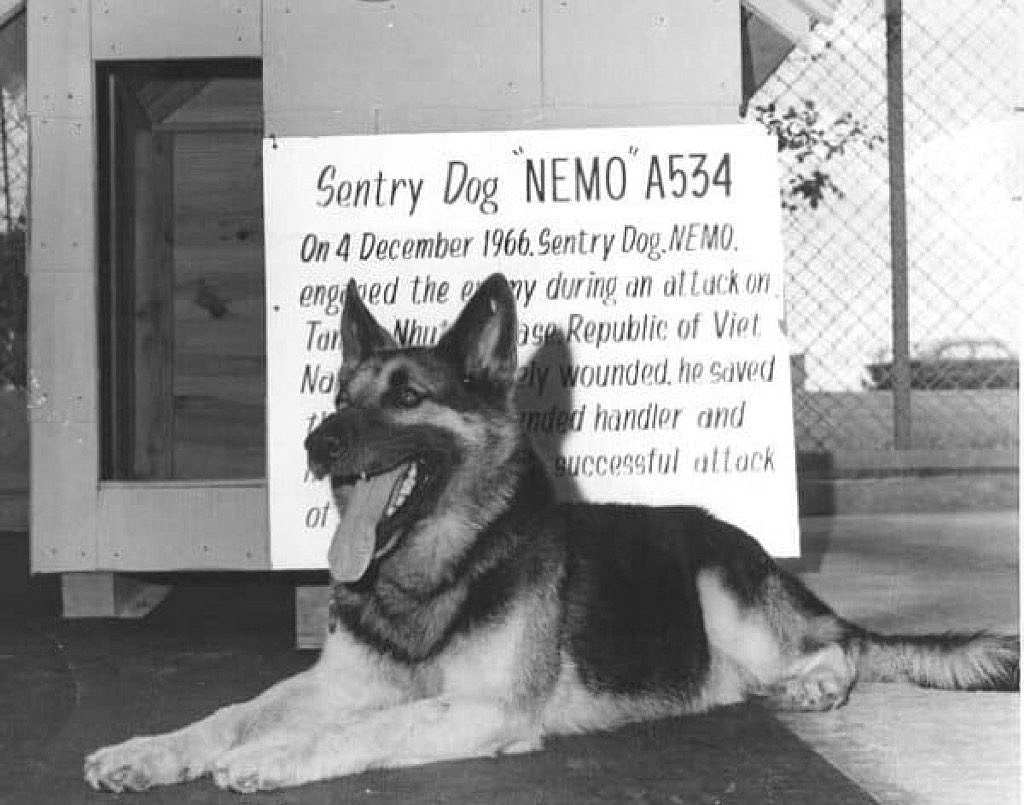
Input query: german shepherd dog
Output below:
<box><xmin>86</xmin><ymin>273</ymin><xmax>1018</xmax><ymax>793</ymax></box>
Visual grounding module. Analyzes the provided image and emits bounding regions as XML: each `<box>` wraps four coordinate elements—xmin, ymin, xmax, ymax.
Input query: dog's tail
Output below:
<box><xmin>853</xmin><ymin>630</ymin><xmax>1019</xmax><ymax>691</ymax></box>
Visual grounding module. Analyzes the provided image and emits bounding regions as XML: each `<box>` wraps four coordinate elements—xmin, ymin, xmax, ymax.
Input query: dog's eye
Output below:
<box><xmin>395</xmin><ymin>387</ymin><xmax>423</xmax><ymax>409</ymax></box>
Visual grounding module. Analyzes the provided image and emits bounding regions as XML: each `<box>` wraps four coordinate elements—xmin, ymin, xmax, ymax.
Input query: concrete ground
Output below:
<box><xmin>0</xmin><ymin>509</ymin><xmax>1019</xmax><ymax>803</ymax></box>
<box><xmin>782</xmin><ymin>511</ymin><xmax>1020</xmax><ymax>805</ymax></box>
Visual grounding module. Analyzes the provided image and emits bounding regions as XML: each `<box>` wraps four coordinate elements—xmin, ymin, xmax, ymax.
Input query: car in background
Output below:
<box><xmin>865</xmin><ymin>338</ymin><xmax>1019</xmax><ymax>390</ymax></box>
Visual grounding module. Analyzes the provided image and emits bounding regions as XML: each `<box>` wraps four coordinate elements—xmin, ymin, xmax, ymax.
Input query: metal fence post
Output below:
<box><xmin>1</xmin><ymin>90</ymin><xmax>12</xmax><ymax>232</ymax></box>
<box><xmin>885</xmin><ymin>0</ymin><xmax>912</xmax><ymax>449</ymax></box>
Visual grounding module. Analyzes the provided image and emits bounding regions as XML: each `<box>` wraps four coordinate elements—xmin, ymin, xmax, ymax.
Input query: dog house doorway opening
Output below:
<box><xmin>97</xmin><ymin>59</ymin><xmax>265</xmax><ymax>482</ymax></box>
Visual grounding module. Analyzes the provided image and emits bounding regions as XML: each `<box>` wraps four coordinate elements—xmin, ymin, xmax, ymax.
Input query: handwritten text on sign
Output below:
<box><xmin>265</xmin><ymin>125</ymin><xmax>798</xmax><ymax>568</ymax></box>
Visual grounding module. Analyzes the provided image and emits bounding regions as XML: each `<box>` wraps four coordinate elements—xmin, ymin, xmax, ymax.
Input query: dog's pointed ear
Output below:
<box><xmin>436</xmin><ymin>273</ymin><xmax>518</xmax><ymax>389</ymax></box>
<box><xmin>341</xmin><ymin>278</ymin><xmax>397</xmax><ymax>364</ymax></box>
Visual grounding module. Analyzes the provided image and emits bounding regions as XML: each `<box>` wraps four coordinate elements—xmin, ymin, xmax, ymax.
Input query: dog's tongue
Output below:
<box><xmin>328</xmin><ymin>465</ymin><xmax>408</xmax><ymax>583</ymax></box>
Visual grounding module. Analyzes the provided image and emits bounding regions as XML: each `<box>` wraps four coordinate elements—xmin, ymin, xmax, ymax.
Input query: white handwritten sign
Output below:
<box><xmin>265</xmin><ymin>124</ymin><xmax>799</xmax><ymax>568</ymax></box>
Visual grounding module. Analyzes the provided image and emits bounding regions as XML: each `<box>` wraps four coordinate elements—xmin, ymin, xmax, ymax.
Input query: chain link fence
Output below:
<box><xmin>746</xmin><ymin>0</ymin><xmax>1019</xmax><ymax>453</ymax></box>
<box><xmin>1</xmin><ymin>84</ymin><xmax>28</xmax><ymax>390</ymax></box>
<box><xmin>0</xmin><ymin>86</ymin><xmax>27</xmax><ymax>230</ymax></box>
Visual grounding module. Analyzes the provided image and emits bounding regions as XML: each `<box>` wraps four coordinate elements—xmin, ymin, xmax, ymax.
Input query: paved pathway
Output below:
<box><xmin>782</xmin><ymin>511</ymin><xmax>1020</xmax><ymax>805</ymax></box>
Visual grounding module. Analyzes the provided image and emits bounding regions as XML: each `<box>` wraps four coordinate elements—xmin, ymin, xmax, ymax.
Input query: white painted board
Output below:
<box><xmin>265</xmin><ymin>124</ymin><xmax>799</xmax><ymax>568</ymax></box>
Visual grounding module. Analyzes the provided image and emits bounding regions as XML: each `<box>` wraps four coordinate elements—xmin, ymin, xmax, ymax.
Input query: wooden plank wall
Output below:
<box><xmin>170</xmin><ymin>126</ymin><xmax>266</xmax><ymax>480</ymax></box>
<box><xmin>122</xmin><ymin>88</ymin><xmax>176</xmax><ymax>479</ymax></box>
<box><xmin>263</xmin><ymin>0</ymin><xmax>740</xmax><ymax>136</ymax></box>
<box><xmin>90</xmin><ymin>0</ymin><xmax>262</xmax><ymax>60</ymax></box>
<box><xmin>27</xmin><ymin>0</ymin><xmax>99</xmax><ymax>571</ymax></box>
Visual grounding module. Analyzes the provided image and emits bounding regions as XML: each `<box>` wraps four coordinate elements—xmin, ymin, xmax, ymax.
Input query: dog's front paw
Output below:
<box><xmin>212</xmin><ymin>741</ymin><xmax>311</xmax><ymax>793</ymax></box>
<box><xmin>84</xmin><ymin>735</ymin><xmax>195</xmax><ymax>792</ymax></box>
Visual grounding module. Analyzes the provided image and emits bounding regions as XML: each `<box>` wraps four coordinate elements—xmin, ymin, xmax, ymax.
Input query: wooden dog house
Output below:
<box><xmin>24</xmin><ymin>0</ymin><xmax>834</xmax><ymax>615</ymax></box>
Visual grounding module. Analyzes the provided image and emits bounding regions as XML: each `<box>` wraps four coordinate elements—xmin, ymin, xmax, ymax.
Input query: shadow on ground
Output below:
<box><xmin>0</xmin><ymin>542</ymin><xmax>876</xmax><ymax>805</ymax></box>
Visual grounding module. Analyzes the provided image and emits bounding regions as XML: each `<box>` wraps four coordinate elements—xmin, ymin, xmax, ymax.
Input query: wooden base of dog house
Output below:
<box><xmin>61</xmin><ymin>573</ymin><xmax>171</xmax><ymax>619</ymax></box>
<box><xmin>295</xmin><ymin>584</ymin><xmax>331</xmax><ymax>650</ymax></box>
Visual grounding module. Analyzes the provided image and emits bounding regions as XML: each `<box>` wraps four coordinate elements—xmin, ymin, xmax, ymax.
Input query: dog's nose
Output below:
<box><xmin>305</xmin><ymin>425</ymin><xmax>343</xmax><ymax>480</ymax></box>
<box><xmin>304</xmin><ymin>428</ymin><xmax>340</xmax><ymax>456</ymax></box>
<box><xmin>304</xmin><ymin>414</ymin><xmax>342</xmax><ymax>459</ymax></box>
<box><xmin>304</xmin><ymin>432</ymin><xmax>331</xmax><ymax>453</ymax></box>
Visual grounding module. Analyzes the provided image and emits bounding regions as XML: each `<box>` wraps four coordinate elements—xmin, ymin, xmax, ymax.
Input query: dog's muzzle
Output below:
<box><xmin>304</xmin><ymin>416</ymin><xmax>342</xmax><ymax>480</ymax></box>
<box><xmin>304</xmin><ymin>413</ymin><xmax>375</xmax><ymax>480</ymax></box>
